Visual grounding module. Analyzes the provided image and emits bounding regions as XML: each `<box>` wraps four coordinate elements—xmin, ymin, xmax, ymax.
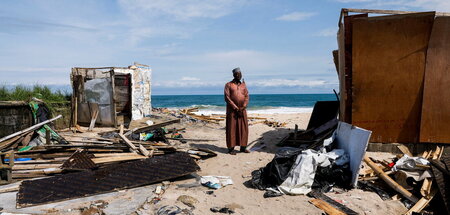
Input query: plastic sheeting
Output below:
<box><xmin>393</xmin><ymin>154</ymin><xmax>432</xmax><ymax>181</ymax></box>
<box><xmin>278</xmin><ymin>149</ymin><xmax>347</xmax><ymax>195</ymax></box>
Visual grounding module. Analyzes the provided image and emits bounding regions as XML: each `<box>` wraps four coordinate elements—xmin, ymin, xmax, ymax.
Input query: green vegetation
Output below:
<box><xmin>0</xmin><ymin>85</ymin><xmax>71</xmax><ymax>103</ymax></box>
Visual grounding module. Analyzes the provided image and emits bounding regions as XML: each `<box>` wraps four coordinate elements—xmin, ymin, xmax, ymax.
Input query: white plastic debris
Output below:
<box><xmin>393</xmin><ymin>154</ymin><xmax>430</xmax><ymax>171</ymax></box>
<box><xmin>200</xmin><ymin>176</ymin><xmax>233</xmax><ymax>189</ymax></box>
<box><xmin>146</xmin><ymin>120</ymin><xmax>154</xmax><ymax>126</ymax></box>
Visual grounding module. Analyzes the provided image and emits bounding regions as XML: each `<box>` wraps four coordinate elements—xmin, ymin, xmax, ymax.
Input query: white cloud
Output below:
<box><xmin>315</xmin><ymin>27</ymin><xmax>338</xmax><ymax>37</ymax></box>
<box><xmin>275</xmin><ymin>12</ymin><xmax>317</xmax><ymax>21</ymax></box>
<box><xmin>118</xmin><ymin>0</ymin><xmax>247</xmax><ymax>21</ymax></box>
<box><xmin>181</xmin><ymin>77</ymin><xmax>200</xmax><ymax>81</ymax></box>
<box><xmin>117</xmin><ymin>0</ymin><xmax>248</xmax><ymax>44</ymax></box>
<box><xmin>249</xmin><ymin>79</ymin><xmax>331</xmax><ymax>87</ymax></box>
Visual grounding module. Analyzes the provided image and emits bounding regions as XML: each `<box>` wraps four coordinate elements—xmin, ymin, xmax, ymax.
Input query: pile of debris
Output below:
<box><xmin>0</xmin><ymin>102</ymin><xmax>217</xmax><ymax>209</ymax></box>
<box><xmin>154</xmin><ymin>107</ymin><xmax>286</xmax><ymax>127</ymax></box>
<box><xmin>359</xmin><ymin>146</ymin><xmax>449</xmax><ymax>215</ymax></box>
<box><xmin>247</xmin><ymin>100</ymin><xmax>449</xmax><ymax>214</ymax></box>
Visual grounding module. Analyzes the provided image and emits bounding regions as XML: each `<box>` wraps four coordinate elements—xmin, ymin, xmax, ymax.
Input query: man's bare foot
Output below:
<box><xmin>229</xmin><ymin>151</ymin><xmax>237</xmax><ymax>155</ymax></box>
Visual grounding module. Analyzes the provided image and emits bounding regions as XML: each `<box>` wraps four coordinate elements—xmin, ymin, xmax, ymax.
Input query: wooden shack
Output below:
<box><xmin>336</xmin><ymin>9</ymin><xmax>450</xmax><ymax>144</ymax></box>
<box><xmin>71</xmin><ymin>63</ymin><xmax>151</xmax><ymax>127</ymax></box>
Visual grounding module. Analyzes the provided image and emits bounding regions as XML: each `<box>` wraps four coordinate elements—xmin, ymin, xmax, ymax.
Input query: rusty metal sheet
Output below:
<box><xmin>61</xmin><ymin>149</ymin><xmax>96</xmax><ymax>170</ymax></box>
<box><xmin>17</xmin><ymin>152</ymin><xmax>200</xmax><ymax>208</ymax></box>
<box><xmin>420</xmin><ymin>17</ymin><xmax>450</xmax><ymax>143</ymax></box>
<box><xmin>351</xmin><ymin>12</ymin><xmax>435</xmax><ymax>143</ymax></box>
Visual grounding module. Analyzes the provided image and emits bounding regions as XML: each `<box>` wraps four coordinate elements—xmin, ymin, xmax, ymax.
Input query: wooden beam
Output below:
<box><xmin>139</xmin><ymin>144</ymin><xmax>150</xmax><ymax>157</ymax></box>
<box><xmin>405</xmin><ymin>187</ymin><xmax>437</xmax><ymax>215</ymax></box>
<box><xmin>397</xmin><ymin>144</ymin><xmax>413</xmax><ymax>157</ymax></box>
<box><xmin>126</xmin><ymin>119</ymin><xmax>181</xmax><ymax>135</ymax></box>
<box><xmin>118</xmin><ymin>133</ymin><xmax>138</xmax><ymax>151</ymax></box>
<box><xmin>420</xmin><ymin>146</ymin><xmax>442</xmax><ymax>198</ymax></box>
<box><xmin>92</xmin><ymin>154</ymin><xmax>146</xmax><ymax>164</ymax></box>
<box><xmin>339</xmin><ymin>8</ymin><xmax>450</xmax><ymax>27</ymax></box>
<box><xmin>343</xmin><ymin>8</ymin><xmax>450</xmax><ymax>16</ymax></box>
<box><xmin>88</xmin><ymin>109</ymin><xmax>99</xmax><ymax>131</ymax></box>
<box><xmin>309</xmin><ymin>199</ymin><xmax>346</xmax><ymax>215</ymax></box>
<box><xmin>364</xmin><ymin>156</ymin><xmax>419</xmax><ymax>202</ymax></box>
<box><xmin>0</xmin><ymin>183</ymin><xmax>20</xmax><ymax>193</ymax></box>
<box><xmin>13</xmin><ymin>164</ymin><xmax>61</xmax><ymax>170</ymax></box>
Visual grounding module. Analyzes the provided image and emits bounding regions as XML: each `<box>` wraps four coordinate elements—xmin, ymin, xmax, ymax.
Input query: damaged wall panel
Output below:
<box><xmin>337</xmin><ymin>13</ymin><xmax>368</xmax><ymax>123</ymax></box>
<box><xmin>420</xmin><ymin>17</ymin><xmax>450</xmax><ymax>143</ymax></box>
<box><xmin>351</xmin><ymin>12</ymin><xmax>435</xmax><ymax>143</ymax></box>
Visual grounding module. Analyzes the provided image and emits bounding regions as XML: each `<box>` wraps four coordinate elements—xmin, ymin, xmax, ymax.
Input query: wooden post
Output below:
<box><xmin>45</xmin><ymin>129</ymin><xmax>51</xmax><ymax>145</ymax></box>
<box><xmin>364</xmin><ymin>155</ymin><xmax>419</xmax><ymax>203</ymax></box>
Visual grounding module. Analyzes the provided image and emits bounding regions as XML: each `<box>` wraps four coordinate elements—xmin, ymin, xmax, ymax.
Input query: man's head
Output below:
<box><xmin>232</xmin><ymin>67</ymin><xmax>242</xmax><ymax>80</ymax></box>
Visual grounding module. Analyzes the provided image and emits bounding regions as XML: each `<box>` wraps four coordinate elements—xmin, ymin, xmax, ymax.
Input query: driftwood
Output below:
<box><xmin>0</xmin><ymin>115</ymin><xmax>62</xmax><ymax>143</ymax></box>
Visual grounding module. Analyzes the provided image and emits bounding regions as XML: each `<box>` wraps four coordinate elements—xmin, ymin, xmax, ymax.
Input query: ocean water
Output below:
<box><xmin>152</xmin><ymin>94</ymin><xmax>337</xmax><ymax>115</ymax></box>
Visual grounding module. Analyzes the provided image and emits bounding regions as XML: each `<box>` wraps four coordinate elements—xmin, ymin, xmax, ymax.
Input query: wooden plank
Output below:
<box><xmin>309</xmin><ymin>190</ymin><xmax>358</xmax><ymax>214</ymax></box>
<box><xmin>352</xmin><ymin>12</ymin><xmax>435</xmax><ymax>143</ymax></box>
<box><xmin>119</xmin><ymin>124</ymin><xmax>124</xmax><ymax>135</ymax></box>
<box><xmin>88</xmin><ymin>108</ymin><xmax>99</xmax><ymax>131</ymax></box>
<box><xmin>0</xmin><ymin>183</ymin><xmax>20</xmax><ymax>193</ymax></box>
<box><xmin>343</xmin><ymin>8</ymin><xmax>450</xmax><ymax>16</ymax></box>
<box><xmin>126</xmin><ymin>119</ymin><xmax>181</xmax><ymax>135</ymax></box>
<box><xmin>91</xmin><ymin>154</ymin><xmax>146</xmax><ymax>164</ymax></box>
<box><xmin>93</xmin><ymin>153</ymin><xmax>139</xmax><ymax>157</ymax></box>
<box><xmin>420</xmin><ymin>17</ymin><xmax>450</xmax><ymax>143</ymax></box>
<box><xmin>139</xmin><ymin>144</ymin><xmax>150</xmax><ymax>157</ymax></box>
<box><xmin>13</xmin><ymin>164</ymin><xmax>61</xmax><ymax>170</ymax></box>
<box><xmin>420</xmin><ymin>147</ymin><xmax>442</xmax><ymax>197</ymax></box>
<box><xmin>0</xmin><ymin>115</ymin><xmax>62</xmax><ymax>143</ymax></box>
<box><xmin>364</xmin><ymin>156</ymin><xmax>419</xmax><ymax>202</ymax></box>
<box><xmin>405</xmin><ymin>187</ymin><xmax>437</xmax><ymax>215</ymax></box>
<box><xmin>397</xmin><ymin>144</ymin><xmax>413</xmax><ymax>157</ymax></box>
<box><xmin>118</xmin><ymin>133</ymin><xmax>138</xmax><ymax>151</ymax></box>
<box><xmin>309</xmin><ymin>199</ymin><xmax>346</xmax><ymax>215</ymax></box>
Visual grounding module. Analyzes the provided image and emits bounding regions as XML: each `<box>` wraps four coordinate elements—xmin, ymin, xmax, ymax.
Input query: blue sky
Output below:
<box><xmin>0</xmin><ymin>0</ymin><xmax>448</xmax><ymax>95</ymax></box>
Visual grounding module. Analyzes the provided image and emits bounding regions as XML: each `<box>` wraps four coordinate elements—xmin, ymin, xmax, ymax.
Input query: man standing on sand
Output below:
<box><xmin>224</xmin><ymin>67</ymin><xmax>249</xmax><ymax>155</ymax></box>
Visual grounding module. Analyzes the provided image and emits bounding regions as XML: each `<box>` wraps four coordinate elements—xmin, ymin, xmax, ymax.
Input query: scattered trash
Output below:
<box><xmin>157</xmin><ymin>205</ymin><xmax>193</xmax><ymax>215</ymax></box>
<box><xmin>210</xmin><ymin>207</ymin><xmax>235</xmax><ymax>214</ymax></box>
<box><xmin>263</xmin><ymin>189</ymin><xmax>283</xmax><ymax>198</ymax></box>
<box><xmin>177</xmin><ymin>195</ymin><xmax>199</xmax><ymax>208</ymax></box>
<box><xmin>200</xmin><ymin>176</ymin><xmax>233</xmax><ymax>189</ymax></box>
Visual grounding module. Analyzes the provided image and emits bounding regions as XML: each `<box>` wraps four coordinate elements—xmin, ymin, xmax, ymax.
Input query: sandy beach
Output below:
<box><xmin>0</xmin><ymin>112</ymin><xmax>407</xmax><ymax>215</ymax></box>
<box><xmin>138</xmin><ymin>112</ymin><xmax>406</xmax><ymax>215</ymax></box>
